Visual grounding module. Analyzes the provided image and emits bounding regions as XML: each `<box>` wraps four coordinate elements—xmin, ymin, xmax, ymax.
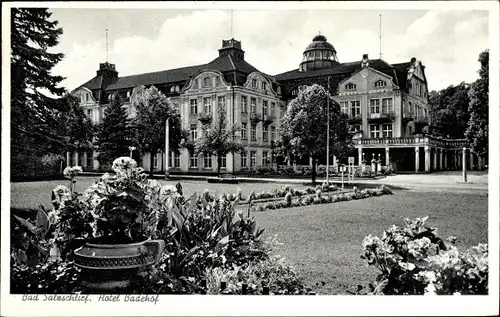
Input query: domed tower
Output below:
<box><xmin>299</xmin><ymin>34</ymin><xmax>339</xmax><ymax>72</ymax></box>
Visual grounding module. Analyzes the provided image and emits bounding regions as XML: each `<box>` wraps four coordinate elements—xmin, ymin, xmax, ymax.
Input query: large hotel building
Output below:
<box><xmin>71</xmin><ymin>34</ymin><xmax>480</xmax><ymax>174</ymax></box>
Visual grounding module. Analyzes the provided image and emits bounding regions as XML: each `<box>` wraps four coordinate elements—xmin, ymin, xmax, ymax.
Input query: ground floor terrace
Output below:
<box><xmin>63</xmin><ymin>135</ymin><xmax>486</xmax><ymax>174</ymax></box>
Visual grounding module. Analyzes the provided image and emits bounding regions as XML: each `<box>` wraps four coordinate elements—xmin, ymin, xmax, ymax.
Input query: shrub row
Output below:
<box><xmin>255</xmin><ymin>185</ymin><xmax>393</xmax><ymax>212</ymax></box>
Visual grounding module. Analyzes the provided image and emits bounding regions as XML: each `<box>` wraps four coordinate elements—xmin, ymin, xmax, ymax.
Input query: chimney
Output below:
<box><xmin>361</xmin><ymin>54</ymin><xmax>369</xmax><ymax>67</ymax></box>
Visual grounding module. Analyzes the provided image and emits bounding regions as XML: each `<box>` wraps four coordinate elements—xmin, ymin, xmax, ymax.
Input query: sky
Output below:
<box><xmin>47</xmin><ymin>7</ymin><xmax>489</xmax><ymax>92</ymax></box>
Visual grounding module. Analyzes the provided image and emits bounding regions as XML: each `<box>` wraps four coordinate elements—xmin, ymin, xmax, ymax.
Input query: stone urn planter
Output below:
<box><xmin>74</xmin><ymin>239</ymin><xmax>165</xmax><ymax>291</ymax></box>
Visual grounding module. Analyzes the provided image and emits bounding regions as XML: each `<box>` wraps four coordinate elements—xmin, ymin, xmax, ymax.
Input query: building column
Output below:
<box><xmin>75</xmin><ymin>152</ymin><xmax>79</xmax><ymax>167</ymax></box>
<box><xmin>415</xmin><ymin>146</ymin><xmax>420</xmax><ymax>172</ymax></box>
<box><xmin>432</xmin><ymin>148</ymin><xmax>437</xmax><ymax>171</ymax></box>
<box><xmin>309</xmin><ymin>157</ymin><xmax>313</xmax><ymax>168</ymax></box>
<box><xmin>66</xmin><ymin>151</ymin><xmax>70</xmax><ymax>167</ymax></box>
<box><xmin>469</xmin><ymin>151</ymin><xmax>474</xmax><ymax>170</ymax></box>
<box><xmin>478</xmin><ymin>155</ymin><xmax>483</xmax><ymax>170</ymax></box>
<box><xmin>454</xmin><ymin>151</ymin><xmax>459</xmax><ymax>169</ymax></box>
<box><xmin>93</xmin><ymin>150</ymin><xmax>99</xmax><ymax>170</ymax></box>
<box><xmin>358</xmin><ymin>147</ymin><xmax>363</xmax><ymax>167</ymax></box>
<box><xmin>385</xmin><ymin>147</ymin><xmax>390</xmax><ymax>166</ymax></box>
<box><xmin>444</xmin><ymin>150</ymin><xmax>448</xmax><ymax>170</ymax></box>
<box><xmin>439</xmin><ymin>148</ymin><xmax>443</xmax><ymax>171</ymax></box>
<box><xmin>83</xmin><ymin>152</ymin><xmax>88</xmax><ymax>169</ymax></box>
<box><xmin>424</xmin><ymin>146</ymin><xmax>431</xmax><ymax>172</ymax></box>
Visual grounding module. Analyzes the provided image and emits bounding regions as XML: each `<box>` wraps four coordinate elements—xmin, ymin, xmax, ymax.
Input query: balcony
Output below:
<box><xmin>367</xmin><ymin>112</ymin><xmax>395</xmax><ymax>123</ymax></box>
<box><xmin>250</xmin><ymin>113</ymin><xmax>262</xmax><ymax>123</ymax></box>
<box><xmin>263</xmin><ymin>114</ymin><xmax>275</xmax><ymax>124</ymax></box>
<box><xmin>353</xmin><ymin>135</ymin><xmax>469</xmax><ymax>149</ymax></box>
<box><xmin>347</xmin><ymin>114</ymin><xmax>362</xmax><ymax>124</ymax></box>
<box><xmin>403</xmin><ymin>111</ymin><xmax>414</xmax><ymax>123</ymax></box>
<box><xmin>197</xmin><ymin>112</ymin><xmax>212</xmax><ymax>123</ymax></box>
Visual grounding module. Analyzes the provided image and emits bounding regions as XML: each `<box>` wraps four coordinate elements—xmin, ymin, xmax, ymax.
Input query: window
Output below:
<box><xmin>350</xmin><ymin>101</ymin><xmax>361</xmax><ymax>117</ymax></box>
<box><xmin>220</xmin><ymin>156</ymin><xmax>227</xmax><ymax>169</ymax></box>
<box><xmin>203</xmin><ymin>155</ymin><xmax>212</xmax><ymax>169</ymax></box>
<box><xmin>262</xmin><ymin>151</ymin><xmax>269</xmax><ymax>165</ymax></box>
<box><xmin>80</xmin><ymin>94</ymin><xmax>85</xmax><ymax>103</ymax></box>
<box><xmin>195</xmin><ymin>79</ymin><xmax>200</xmax><ymax>89</ymax></box>
<box><xmin>203</xmin><ymin>97</ymin><xmax>211</xmax><ymax>114</ymax></box>
<box><xmin>190</xmin><ymin>99</ymin><xmax>198</xmax><ymax>114</ymax></box>
<box><xmin>170</xmin><ymin>86</ymin><xmax>175</xmax><ymax>93</ymax></box>
<box><xmin>203</xmin><ymin>76</ymin><xmax>210</xmax><ymax>88</ymax></box>
<box><xmin>86</xmin><ymin>151</ymin><xmax>93</xmax><ymax>168</ymax></box>
<box><xmin>215</xmin><ymin>76</ymin><xmax>221</xmax><ymax>86</ymax></box>
<box><xmin>241</xmin><ymin>151</ymin><xmax>248</xmax><ymax>168</ymax></box>
<box><xmin>250</xmin><ymin>98</ymin><xmax>257</xmax><ymax>114</ymax></box>
<box><xmin>375</xmin><ymin>80</ymin><xmax>387</xmax><ymax>88</ymax></box>
<box><xmin>153</xmin><ymin>153</ymin><xmax>158</xmax><ymax>168</ymax></box>
<box><xmin>261</xmin><ymin>82</ymin><xmax>267</xmax><ymax>90</ymax></box>
<box><xmin>263</xmin><ymin>125</ymin><xmax>269</xmax><ymax>142</ymax></box>
<box><xmin>271</xmin><ymin>102</ymin><xmax>276</xmax><ymax>115</ymax></box>
<box><xmin>250</xmin><ymin>151</ymin><xmax>256</xmax><ymax>167</ymax></box>
<box><xmin>370</xmin><ymin>124</ymin><xmax>380</xmax><ymax>138</ymax></box>
<box><xmin>251</xmin><ymin>79</ymin><xmax>257</xmax><ymax>88</ymax></box>
<box><xmin>241</xmin><ymin>123</ymin><xmax>247</xmax><ymax>140</ymax></box>
<box><xmin>218</xmin><ymin>96</ymin><xmax>226</xmax><ymax>112</ymax></box>
<box><xmin>126</xmin><ymin>91</ymin><xmax>131</xmax><ymax>99</ymax></box>
<box><xmin>86</xmin><ymin>94</ymin><xmax>90</xmax><ymax>102</ymax></box>
<box><xmin>271</xmin><ymin>126</ymin><xmax>276</xmax><ymax>141</ymax></box>
<box><xmin>345</xmin><ymin>83</ymin><xmax>356</xmax><ymax>90</ymax></box>
<box><xmin>86</xmin><ymin>109</ymin><xmax>93</xmax><ymax>118</ymax></box>
<box><xmin>190</xmin><ymin>124</ymin><xmax>198</xmax><ymax>140</ymax></box>
<box><xmin>382</xmin><ymin>124</ymin><xmax>393</xmax><ymax>138</ymax></box>
<box><xmin>251</xmin><ymin>123</ymin><xmax>257</xmax><ymax>141</ymax></box>
<box><xmin>174</xmin><ymin>153</ymin><xmax>180</xmax><ymax>168</ymax></box>
<box><xmin>190</xmin><ymin>152</ymin><xmax>198</xmax><ymax>168</ymax></box>
<box><xmin>382</xmin><ymin>98</ymin><xmax>393</xmax><ymax>113</ymax></box>
<box><xmin>340</xmin><ymin>102</ymin><xmax>348</xmax><ymax>114</ymax></box>
<box><xmin>175</xmin><ymin>85</ymin><xmax>180</xmax><ymax>92</ymax></box>
<box><xmin>409</xmin><ymin>126</ymin><xmax>413</xmax><ymax>136</ymax></box>
<box><xmin>241</xmin><ymin>96</ymin><xmax>248</xmax><ymax>113</ymax></box>
<box><xmin>263</xmin><ymin>100</ymin><xmax>268</xmax><ymax>115</ymax></box>
<box><xmin>370</xmin><ymin>99</ymin><xmax>380</xmax><ymax>114</ymax></box>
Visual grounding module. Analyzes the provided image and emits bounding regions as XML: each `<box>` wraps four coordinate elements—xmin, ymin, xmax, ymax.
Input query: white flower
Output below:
<box><xmin>112</xmin><ymin>156</ymin><xmax>137</xmax><ymax>174</ymax></box>
<box><xmin>399</xmin><ymin>262</ymin><xmax>416</xmax><ymax>271</ymax></box>
<box><xmin>63</xmin><ymin>166</ymin><xmax>83</xmax><ymax>178</ymax></box>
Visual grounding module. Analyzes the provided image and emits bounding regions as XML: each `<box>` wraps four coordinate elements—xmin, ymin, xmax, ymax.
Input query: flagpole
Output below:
<box><xmin>165</xmin><ymin>118</ymin><xmax>170</xmax><ymax>179</ymax></box>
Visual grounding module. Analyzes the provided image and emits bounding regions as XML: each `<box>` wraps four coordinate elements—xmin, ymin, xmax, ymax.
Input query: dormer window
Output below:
<box><xmin>108</xmin><ymin>93</ymin><xmax>114</xmax><ymax>102</ymax></box>
<box><xmin>345</xmin><ymin>83</ymin><xmax>356</xmax><ymax>91</ymax></box>
<box><xmin>215</xmin><ymin>76</ymin><xmax>221</xmax><ymax>86</ymax></box>
<box><xmin>261</xmin><ymin>82</ymin><xmax>267</xmax><ymax>90</ymax></box>
<box><xmin>126</xmin><ymin>90</ymin><xmax>131</xmax><ymax>98</ymax></box>
<box><xmin>203</xmin><ymin>76</ymin><xmax>210</xmax><ymax>88</ymax></box>
<box><xmin>170</xmin><ymin>86</ymin><xmax>175</xmax><ymax>93</ymax></box>
<box><xmin>251</xmin><ymin>79</ymin><xmax>257</xmax><ymax>89</ymax></box>
<box><xmin>375</xmin><ymin>80</ymin><xmax>387</xmax><ymax>88</ymax></box>
<box><xmin>175</xmin><ymin>85</ymin><xmax>180</xmax><ymax>92</ymax></box>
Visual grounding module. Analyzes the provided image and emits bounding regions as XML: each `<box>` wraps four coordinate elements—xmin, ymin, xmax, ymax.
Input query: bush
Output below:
<box><xmin>12</xmin><ymin>153</ymin><xmax>64</xmax><ymax>180</ymax></box>
<box><xmin>361</xmin><ymin>217</ymin><xmax>488</xmax><ymax>295</ymax></box>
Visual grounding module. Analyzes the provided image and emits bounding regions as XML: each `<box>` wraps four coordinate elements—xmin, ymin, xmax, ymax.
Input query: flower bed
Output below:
<box><xmin>358</xmin><ymin>216</ymin><xmax>488</xmax><ymax>295</ymax></box>
<box><xmin>11</xmin><ymin>157</ymin><xmax>312</xmax><ymax>295</ymax></box>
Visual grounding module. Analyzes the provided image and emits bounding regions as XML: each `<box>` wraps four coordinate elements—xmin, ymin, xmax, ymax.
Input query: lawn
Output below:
<box><xmin>10</xmin><ymin>178</ymin><xmax>488</xmax><ymax>295</ymax></box>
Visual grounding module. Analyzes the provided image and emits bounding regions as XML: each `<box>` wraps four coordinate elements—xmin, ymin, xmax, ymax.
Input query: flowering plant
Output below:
<box><xmin>361</xmin><ymin>217</ymin><xmax>488</xmax><ymax>295</ymax></box>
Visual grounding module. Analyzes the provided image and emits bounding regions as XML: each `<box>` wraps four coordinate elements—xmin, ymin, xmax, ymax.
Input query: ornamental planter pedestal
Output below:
<box><xmin>74</xmin><ymin>239</ymin><xmax>165</xmax><ymax>291</ymax></box>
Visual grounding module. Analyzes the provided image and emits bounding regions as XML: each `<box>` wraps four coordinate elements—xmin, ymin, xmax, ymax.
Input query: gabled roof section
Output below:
<box><xmin>74</xmin><ymin>76</ymin><xmax>103</xmax><ymax>92</ymax></box>
<box><xmin>205</xmin><ymin>54</ymin><xmax>260</xmax><ymax>75</ymax></box>
<box><xmin>392</xmin><ymin>62</ymin><xmax>412</xmax><ymax>90</ymax></box>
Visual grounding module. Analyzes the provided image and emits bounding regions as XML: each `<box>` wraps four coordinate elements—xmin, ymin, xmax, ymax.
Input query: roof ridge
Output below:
<box><xmin>117</xmin><ymin>63</ymin><xmax>207</xmax><ymax>80</ymax></box>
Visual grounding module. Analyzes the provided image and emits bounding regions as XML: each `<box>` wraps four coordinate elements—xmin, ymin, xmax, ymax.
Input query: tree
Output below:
<box><xmin>194</xmin><ymin>111</ymin><xmax>244</xmax><ymax>177</ymax></box>
<box><xmin>429</xmin><ymin>82</ymin><xmax>470</xmax><ymax>138</ymax></box>
<box><xmin>56</xmin><ymin>95</ymin><xmax>95</xmax><ymax>154</ymax></box>
<box><xmin>131</xmin><ymin>86</ymin><xmax>186</xmax><ymax>177</ymax></box>
<box><xmin>94</xmin><ymin>95</ymin><xmax>132</xmax><ymax>167</ymax></box>
<box><xmin>466</xmin><ymin>50</ymin><xmax>489</xmax><ymax>157</ymax></box>
<box><xmin>278</xmin><ymin>84</ymin><xmax>353</xmax><ymax>185</ymax></box>
<box><xmin>11</xmin><ymin>8</ymin><xmax>67</xmax><ymax>176</ymax></box>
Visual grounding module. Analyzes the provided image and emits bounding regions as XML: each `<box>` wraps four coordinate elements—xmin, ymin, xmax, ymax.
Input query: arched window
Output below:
<box><xmin>375</xmin><ymin>80</ymin><xmax>387</xmax><ymax>88</ymax></box>
<box><xmin>107</xmin><ymin>93</ymin><xmax>114</xmax><ymax>102</ymax></box>
<box><xmin>175</xmin><ymin>85</ymin><xmax>180</xmax><ymax>92</ymax></box>
<box><xmin>170</xmin><ymin>86</ymin><xmax>175</xmax><ymax>93</ymax></box>
<box><xmin>203</xmin><ymin>76</ymin><xmax>210</xmax><ymax>88</ymax></box>
<box><xmin>345</xmin><ymin>83</ymin><xmax>356</xmax><ymax>91</ymax></box>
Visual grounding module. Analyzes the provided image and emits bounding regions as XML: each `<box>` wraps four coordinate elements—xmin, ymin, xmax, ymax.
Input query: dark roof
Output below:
<box><xmin>274</xmin><ymin>59</ymin><xmax>410</xmax><ymax>89</ymax></box>
<box><xmin>104</xmin><ymin>64</ymin><xmax>206</xmax><ymax>91</ymax></box>
<box><xmin>78</xmin><ymin>54</ymin><xmax>262</xmax><ymax>93</ymax></box>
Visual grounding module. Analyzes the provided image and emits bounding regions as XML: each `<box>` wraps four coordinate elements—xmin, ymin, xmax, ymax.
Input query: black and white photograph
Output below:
<box><xmin>2</xmin><ymin>1</ymin><xmax>499</xmax><ymax>316</ymax></box>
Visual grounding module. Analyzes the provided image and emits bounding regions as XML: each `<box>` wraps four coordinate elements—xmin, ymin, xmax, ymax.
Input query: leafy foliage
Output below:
<box><xmin>94</xmin><ymin>95</ymin><xmax>133</xmax><ymax>167</ymax></box>
<box><xmin>277</xmin><ymin>84</ymin><xmax>353</xmax><ymax>184</ymax></box>
<box><xmin>361</xmin><ymin>217</ymin><xmax>488</xmax><ymax>295</ymax></box>
<box><xmin>429</xmin><ymin>82</ymin><xmax>471</xmax><ymax>138</ymax></box>
<box><xmin>131</xmin><ymin>85</ymin><xmax>187</xmax><ymax>176</ymax></box>
<box><xmin>194</xmin><ymin>111</ymin><xmax>244</xmax><ymax>177</ymax></box>
<box><xmin>466</xmin><ymin>50</ymin><xmax>489</xmax><ymax>156</ymax></box>
<box><xmin>11</xmin><ymin>8</ymin><xmax>68</xmax><ymax>177</ymax></box>
<box><xmin>56</xmin><ymin>95</ymin><xmax>95</xmax><ymax>153</ymax></box>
